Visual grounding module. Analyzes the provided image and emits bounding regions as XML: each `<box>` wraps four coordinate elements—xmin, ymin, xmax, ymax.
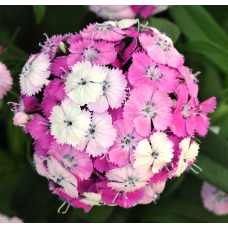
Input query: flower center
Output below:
<box><xmin>61</xmin><ymin>154</ymin><xmax>77</xmax><ymax>170</ymax></box>
<box><xmin>121</xmin><ymin>134</ymin><xmax>136</xmax><ymax>150</ymax></box>
<box><xmin>156</xmin><ymin>38</ymin><xmax>171</xmax><ymax>52</ymax></box>
<box><xmin>102</xmin><ymin>80</ymin><xmax>110</xmax><ymax>96</ymax></box>
<box><xmin>181</xmin><ymin>103</ymin><xmax>193</xmax><ymax>119</ymax></box>
<box><xmin>86</xmin><ymin>124</ymin><xmax>96</xmax><ymax>139</ymax></box>
<box><xmin>96</xmin><ymin>23</ymin><xmax>113</xmax><ymax>32</ymax></box>
<box><xmin>142</xmin><ymin>101</ymin><xmax>157</xmax><ymax>118</ymax></box>
<box><xmin>64</xmin><ymin>120</ymin><xmax>73</xmax><ymax>126</ymax></box>
<box><xmin>145</xmin><ymin>65</ymin><xmax>163</xmax><ymax>81</ymax></box>
<box><xmin>124</xmin><ymin>176</ymin><xmax>138</xmax><ymax>188</ymax></box>
<box><xmin>81</xmin><ymin>46</ymin><xmax>100</xmax><ymax>62</ymax></box>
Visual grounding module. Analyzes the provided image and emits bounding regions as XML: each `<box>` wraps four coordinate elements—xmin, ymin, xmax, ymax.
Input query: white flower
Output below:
<box><xmin>175</xmin><ymin>137</ymin><xmax>199</xmax><ymax>177</ymax></box>
<box><xmin>13</xmin><ymin>112</ymin><xmax>34</xmax><ymax>127</ymax></box>
<box><xmin>133</xmin><ymin>131</ymin><xmax>174</xmax><ymax>174</ymax></box>
<box><xmin>80</xmin><ymin>192</ymin><xmax>105</xmax><ymax>206</ymax></box>
<box><xmin>88</xmin><ymin>67</ymin><xmax>127</xmax><ymax>113</ymax></box>
<box><xmin>50</xmin><ymin>98</ymin><xmax>91</xmax><ymax>147</ymax></box>
<box><xmin>47</xmin><ymin>156</ymin><xmax>78</xmax><ymax>198</ymax></box>
<box><xmin>20</xmin><ymin>53</ymin><xmax>51</xmax><ymax>96</ymax></box>
<box><xmin>106</xmin><ymin>165</ymin><xmax>153</xmax><ymax>193</ymax></box>
<box><xmin>65</xmin><ymin>61</ymin><xmax>106</xmax><ymax>106</ymax></box>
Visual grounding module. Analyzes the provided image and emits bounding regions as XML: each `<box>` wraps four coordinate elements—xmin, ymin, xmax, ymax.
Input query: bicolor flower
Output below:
<box><xmin>88</xmin><ymin>67</ymin><xmax>127</xmax><ymax>112</ymax></box>
<box><xmin>123</xmin><ymin>83</ymin><xmax>173</xmax><ymax>136</ymax></box>
<box><xmin>48</xmin><ymin>141</ymin><xmax>93</xmax><ymax>181</ymax></box>
<box><xmin>75</xmin><ymin>112</ymin><xmax>117</xmax><ymax>157</ymax></box>
<box><xmin>67</xmin><ymin>39</ymin><xmax>117</xmax><ymax>67</ymax></box>
<box><xmin>138</xmin><ymin>181</ymin><xmax>166</xmax><ymax>204</ymax></box>
<box><xmin>133</xmin><ymin>131</ymin><xmax>174</xmax><ymax>174</ymax></box>
<box><xmin>106</xmin><ymin>165</ymin><xmax>153</xmax><ymax>193</ymax></box>
<box><xmin>174</xmin><ymin>137</ymin><xmax>199</xmax><ymax>177</ymax></box>
<box><xmin>201</xmin><ymin>182</ymin><xmax>228</xmax><ymax>216</ymax></box>
<box><xmin>19</xmin><ymin>52</ymin><xmax>51</xmax><ymax>96</ymax></box>
<box><xmin>49</xmin><ymin>98</ymin><xmax>91</xmax><ymax>147</ymax></box>
<box><xmin>47</xmin><ymin>156</ymin><xmax>78</xmax><ymax>198</ymax></box>
<box><xmin>64</xmin><ymin>61</ymin><xmax>106</xmax><ymax>106</ymax></box>
<box><xmin>80</xmin><ymin>192</ymin><xmax>105</xmax><ymax>206</ymax></box>
<box><xmin>128</xmin><ymin>51</ymin><xmax>179</xmax><ymax>93</ymax></box>
<box><xmin>109</xmin><ymin>119</ymin><xmax>144</xmax><ymax>167</ymax></box>
<box><xmin>0</xmin><ymin>61</ymin><xmax>12</xmax><ymax>99</ymax></box>
<box><xmin>98</xmin><ymin>181</ymin><xmax>145</xmax><ymax>208</ymax></box>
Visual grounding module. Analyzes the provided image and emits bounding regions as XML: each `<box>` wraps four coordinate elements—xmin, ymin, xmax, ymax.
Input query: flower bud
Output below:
<box><xmin>13</xmin><ymin>112</ymin><xmax>34</xmax><ymax>127</ymax></box>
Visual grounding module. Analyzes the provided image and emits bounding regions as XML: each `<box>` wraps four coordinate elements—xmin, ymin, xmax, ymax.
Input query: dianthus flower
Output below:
<box><xmin>0</xmin><ymin>213</ymin><xmax>23</xmax><ymax>223</ymax></box>
<box><xmin>0</xmin><ymin>61</ymin><xmax>12</xmax><ymax>99</ymax></box>
<box><xmin>11</xmin><ymin>19</ymin><xmax>216</xmax><ymax>213</ymax></box>
<box><xmin>201</xmin><ymin>182</ymin><xmax>228</xmax><ymax>215</ymax></box>
<box><xmin>89</xmin><ymin>5</ymin><xmax>168</xmax><ymax>20</ymax></box>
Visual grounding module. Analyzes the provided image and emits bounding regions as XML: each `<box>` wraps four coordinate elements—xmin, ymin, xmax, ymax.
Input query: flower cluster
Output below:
<box><xmin>10</xmin><ymin>19</ymin><xmax>216</xmax><ymax>213</ymax></box>
<box><xmin>0</xmin><ymin>46</ymin><xmax>13</xmax><ymax>99</ymax></box>
<box><xmin>0</xmin><ymin>213</ymin><xmax>23</xmax><ymax>223</ymax></box>
<box><xmin>89</xmin><ymin>5</ymin><xmax>169</xmax><ymax>20</ymax></box>
<box><xmin>201</xmin><ymin>182</ymin><xmax>228</xmax><ymax>215</ymax></box>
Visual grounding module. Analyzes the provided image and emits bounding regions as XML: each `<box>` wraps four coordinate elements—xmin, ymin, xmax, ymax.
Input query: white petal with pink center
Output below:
<box><xmin>106</xmin><ymin>165</ymin><xmax>153</xmax><ymax>193</ymax></box>
<box><xmin>47</xmin><ymin>156</ymin><xmax>78</xmax><ymax>198</ymax></box>
<box><xmin>133</xmin><ymin>131</ymin><xmax>174</xmax><ymax>174</ymax></box>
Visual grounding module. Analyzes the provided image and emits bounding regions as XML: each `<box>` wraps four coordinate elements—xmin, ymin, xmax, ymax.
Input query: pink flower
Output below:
<box><xmin>128</xmin><ymin>51</ymin><xmax>179</xmax><ymax>93</ymax></box>
<box><xmin>80</xmin><ymin>22</ymin><xmax>125</xmax><ymax>42</ymax></box>
<box><xmin>19</xmin><ymin>53</ymin><xmax>51</xmax><ymax>96</ymax></box>
<box><xmin>123</xmin><ymin>84</ymin><xmax>173</xmax><ymax>136</ymax></box>
<box><xmin>89</xmin><ymin>5</ymin><xmax>136</xmax><ymax>20</ymax></box>
<box><xmin>0</xmin><ymin>213</ymin><xmax>23</xmax><ymax>223</ymax></box>
<box><xmin>94</xmin><ymin>155</ymin><xmax>117</xmax><ymax>173</ymax></box>
<box><xmin>138</xmin><ymin>181</ymin><xmax>166</xmax><ymax>204</ymax></box>
<box><xmin>194</xmin><ymin>97</ymin><xmax>217</xmax><ymax>137</ymax></box>
<box><xmin>109</xmin><ymin>119</ymin><xmax>144</xmax><ymax>167</ymax></box>
<box><xmin>48</xmin><ymin>141</ymin><xmax>93</xmax><ymax>181</ymax></box>
<box><xmin>75</xmin><ymin>112</ymin><xmax>117</xmax><ymax>157</ymax></box>
<box><xmin>39</xmin><ymin>33</ymin><xmax>70</xmax><ymax>60</ymax></box>
<box><xmin>106</xmin><ymin>165</ymin><xmax>153</xmax><ymax>193</ymax></box>
<box><xmin>67</xmin><ymin>39</ymin><xmax>117</xmax><ymax>67</ymax></box>
<box><xmin>131</xmin><ymin>5</ymin><xmax>168</xmax><ymax>19</ymax></box>
<box><xmin>88</xmin><ymin>67</ymin><xmax>127</xmax><ymax>112</ymax></box>
<box><xmin>0</xmin><ymin>61</ymin><xmax>12</xmax><ymax>99</ymax></box>
<box><xmin>178</xmin><ymin>65</ymin><xmax>200</xmax><ymax>98</ymax></box>
<box><xmin>28</xmin><ymin>114</ymin><xmax>54</xmax><ymax>149</ymax></box>
<box><xmin>98</xmin><ymin>181</ymin><xmax>145</xmax><ymax>208</ymax></box>
<box><xmin>139</xmin><ymin>32</ymin><xmax>184</xmax><ymax>68</ymax></box>
<box><xmin>202</xmin><ymin>182</ymin><xmax>228</xmax><ymax>215</ymax></box>
<box><xmin>9</xmin><ymin>94</ymin><xmax>41</xmax><ymax>114</ymax></box>
<box><xmin>50</xmin><ymin>56</ymin><xmax>71</xmax><ymax>78</ymax></box>
<box><xmin>170</xmin><ymin>84</ymin><xmax>195</xmax><ymax>137</ymax></box>
<box><xmin>108</xmin><ymin>107</ymin><xmax>123</xmax><ymax>122</ymax></box>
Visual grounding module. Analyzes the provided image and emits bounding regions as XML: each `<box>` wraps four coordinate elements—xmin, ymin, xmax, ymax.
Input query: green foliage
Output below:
<box><xmin>33</xmin><ymin>6</ymin><xmax>46</xmax><ymax>24</ymax></box>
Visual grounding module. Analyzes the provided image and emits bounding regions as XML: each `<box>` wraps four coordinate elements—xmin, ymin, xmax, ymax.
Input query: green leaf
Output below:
<box><xmin>147</xmin><ymin>17</ymin><xmax>181</xmax><ymax>43</ymax></box>
<box><xmin>210</xmin><ymin>102</ymin><xmax>228</xmax><ymax>126</ymax></box>
<box><xmin>68</xmin><ymin>205</ymin><xmax>113</xmax><ymax>223</ymax></box>
<box><xmin>33</xmin><ymin>5</ymin><xmax>46</xmax><ymax>24</ymax></box>
<box><xmin>181</xmin><ymin>40</ymin><xmax>228</xmax><ymax>73</ymax></box>
<box><xmin>219</xmin><ymin>116</ymin><xmax>228</xmax><ymax>140</ymax></box>
<box><xmin>169</xmin><ymin>5</ymin><xmax>228</xmax><ymax>50</ymax></box>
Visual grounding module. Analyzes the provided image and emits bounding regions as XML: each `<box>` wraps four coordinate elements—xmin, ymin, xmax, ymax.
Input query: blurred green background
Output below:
<box><xmin>1</xmin><ymin>5</ymin><xmax>228</xmax><ymax>223</ymax></box>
